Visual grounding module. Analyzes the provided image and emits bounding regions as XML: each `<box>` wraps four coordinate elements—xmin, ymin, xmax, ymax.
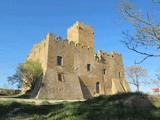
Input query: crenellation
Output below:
<box><xmin>69</xmin><ymin>41</ymin><xmax>75</xmax><ymax>45</ymax></box>
<box><xmin>63</xmin><ymin>38</ymin><xmax>69</xmax><ymax>43</ymax></box>
<box><xmin>56</xmin><ymin>36</ymin><xmax>62</xmax><ymax>42</ymax></box>
<box><xmin>46</xmin><ymin>32</ymin><xmax>55</xmax><ymax>41</ymax></box>
<box><xmin>22</xmin><ymin>21</ymin><xmax>130</xmax><ymax>99</ymax></box>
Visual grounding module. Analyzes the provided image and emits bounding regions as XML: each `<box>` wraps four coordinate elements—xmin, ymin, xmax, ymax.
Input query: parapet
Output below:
<box><xmin>94</xmin><ymin>50</ymin><xmax>122</xmax><ymax>63</ymax></box>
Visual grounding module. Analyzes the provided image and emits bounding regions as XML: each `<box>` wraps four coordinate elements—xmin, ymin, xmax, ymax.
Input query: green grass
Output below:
<box><xmin>0</xmin><ymin>92</ymin><xmax>160</xmax><ymax>120</ymax></box>
<box><xmin>154</xmin><ymin>101</ymin><xmax>160</xmax><ymax>108</ymax></box>
<box><xmin>0</xmin><ymin>93</ymin><xmax>30</xmax><ymax>98</ymax></box>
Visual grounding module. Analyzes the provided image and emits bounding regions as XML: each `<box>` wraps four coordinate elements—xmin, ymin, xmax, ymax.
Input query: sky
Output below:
<box><xmin>0</xmin><ymin>0</ymin><xmax>159</xmax><ymax>93</ymax></box>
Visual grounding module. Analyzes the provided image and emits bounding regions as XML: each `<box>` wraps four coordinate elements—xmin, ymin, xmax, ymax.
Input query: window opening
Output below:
<box><xmin>96</xmin><ymin>82</ymin><xmax>100</xmax><ymax>94</ymax></box>
<box><xmin>58</xmin><ymin>73</ymin><xmax>64</xmax><ymax>81</ymax></box>
<box><xmin>103</xmin><ymin>69</ymin><xmax>106</xmax><ymax>75</ymax></box>
<box><xmin>119</xmin><ymin>72</ymin><xmax>122</xmax><ymax>78</ymax></box>
<box><xmin>57</xmin><ymin>56</ymin><xmax>63</xmax><ymax>66</ymax></box>
<box><xmin>87</xmin><ymin>64</ymin><xmax>91</xmax><ymax>71</ymax></box>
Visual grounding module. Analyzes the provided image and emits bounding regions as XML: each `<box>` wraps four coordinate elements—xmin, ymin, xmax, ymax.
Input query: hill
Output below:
<box><xmin>0</xmin><ymin>92</ymin><xmax>160</xmax><ymax>120</ymax></box>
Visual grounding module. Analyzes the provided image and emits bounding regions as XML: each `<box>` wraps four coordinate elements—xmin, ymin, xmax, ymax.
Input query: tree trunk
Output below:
<box><xmin>136</xmin><ymin>84</ymin><xmax>139</xmax><ymax>92</ymax></box>
<box><xmin>136</xmin><ymin>76</ymin><xmax>139</xmax><ymax>92</ymax></box>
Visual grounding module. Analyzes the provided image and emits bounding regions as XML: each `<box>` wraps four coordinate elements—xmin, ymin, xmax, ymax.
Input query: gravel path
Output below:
<box><xmin>0</xmin><ymin>98</ymin><xmax>85</xmax><ymax>105</ymax></box>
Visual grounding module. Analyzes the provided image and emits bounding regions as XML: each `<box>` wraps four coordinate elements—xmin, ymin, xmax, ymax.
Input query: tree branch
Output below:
<box><xmin>120</xmin><ymin>0</ymin><xmax>160</xmax><ymax>63</ymax></box>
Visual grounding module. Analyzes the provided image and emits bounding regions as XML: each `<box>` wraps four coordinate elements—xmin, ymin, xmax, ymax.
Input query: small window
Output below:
<box><xmin>103</xmin><ymin>69</ymin><xmax>106</xmax><ymax>75</ymax></box>
<box><xmin>57</xmin><ymin>56</ymin><xmax>63</xmax><ymax>66</ymax></box>
<box><xmin>96</xmin><ymin>82</ymin><xmax>100</xmax><ymax>94</ymax></box>
<box><xmin>87</xmin><ymin>64</ymin><xmax>91</xmax><ymax>71</ymax></box>
<box><xmin>58</xmin><ymin>73</ymin><xmax>64</xmax><ymax>81</ymax></box>
<box><xmin>119</xmin><ymin>72</ymin><xmax>122</xmax><ymax>78</ymax></box>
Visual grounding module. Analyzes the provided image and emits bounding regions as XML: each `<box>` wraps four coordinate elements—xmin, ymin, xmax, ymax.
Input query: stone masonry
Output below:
<box><xmin>22</xmin><ymin>21</ymin><xmax>131</xmax><ymax>99</ymax></box>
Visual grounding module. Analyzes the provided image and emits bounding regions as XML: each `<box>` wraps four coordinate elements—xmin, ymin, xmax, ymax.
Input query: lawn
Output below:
<box><xmin>0</xmin><ymin>93</ymin><xmax>160</xmax><ymax>120</ymax></box>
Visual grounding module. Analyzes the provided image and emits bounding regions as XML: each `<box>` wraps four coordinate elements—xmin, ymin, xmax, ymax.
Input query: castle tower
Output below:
<box><xmin>67</xmin><ymin>21</ymin><xmax>94</xmax><ymax>52</ymax></box>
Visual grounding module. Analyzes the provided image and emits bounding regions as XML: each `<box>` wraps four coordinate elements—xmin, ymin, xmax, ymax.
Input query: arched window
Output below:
<box><xmin>96</xmin><ymin>82</ymin><xmax>100</xmax><ymax>94</ymax></box>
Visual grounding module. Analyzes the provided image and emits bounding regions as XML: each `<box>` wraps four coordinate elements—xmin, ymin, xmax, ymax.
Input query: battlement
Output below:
<box><xmin>28</xmin><ymin>32</ymin><xmax>94</xmax><ymax>59</ymax></box>
<box><xmin>29</xmin><ymin>31</ymin><xmax>122</xmax><ymax>64</ymax></box>
<box><xmin>94</xmin><ymin>49</ymin><xmax>122</xmax><ymax>63</ymax></box>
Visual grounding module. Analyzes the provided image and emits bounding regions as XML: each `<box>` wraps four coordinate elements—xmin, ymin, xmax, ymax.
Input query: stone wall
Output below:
<box><xmin>22</xmin><ymin>21</ymin><xmax>131</xmax><ymax>99</ymax></box>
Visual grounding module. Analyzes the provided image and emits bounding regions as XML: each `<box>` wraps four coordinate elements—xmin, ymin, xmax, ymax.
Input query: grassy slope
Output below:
<box><xmin>0</xmin><ymin>93</ymin><xmax>160</xmax><ymax>120</ymax></box>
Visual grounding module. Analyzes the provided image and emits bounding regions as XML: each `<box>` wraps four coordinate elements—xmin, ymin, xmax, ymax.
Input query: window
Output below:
<box><xmin>57</xmin><ymin>56</ymin><xmax>63</xmax><ymax>66</ymax></box>
<box><xmin>103</xmin><ymin>69</ymin><xmax>106</xmax><ymax>75</ymax></box>
<box><xmin>96</xmin><ymin>82</ymin><xmax>100</xmax><ymax>94</ymax></box>
<box><xmin>119</xmin><ymin>72</ymin><xmax>122</xmax><ymax>78</ymax></box>
<box><xmin>58</xmin><ymin>73</ymin><xmax>64</xmax><ymax>81</ymax></box>
<box><xmin>87</xmin><ymin>64</ymin><xmax>91</xmax><ymax>71</ymax></box>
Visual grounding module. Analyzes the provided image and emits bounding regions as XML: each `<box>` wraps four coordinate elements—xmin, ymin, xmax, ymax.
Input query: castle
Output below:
<box><xmin>22</xmin><ymin>21</ymin><xmax>130</xmax><ymax>99</ymax></box>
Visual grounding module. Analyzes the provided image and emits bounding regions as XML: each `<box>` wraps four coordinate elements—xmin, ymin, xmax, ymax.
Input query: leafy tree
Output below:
<box><xmin>119</xmin><ymin>0</ymin><xmax>160</xmax><ymax>63</ymax></box>
<box><xmin>125</xmin><ymin>65</ymin><xmax>148</xmax><ymax>92</ymax></box>
<box><xmin>8</xmin><ymin>60</ymin><xmax>43</xmax><ymax>90</ymax></box>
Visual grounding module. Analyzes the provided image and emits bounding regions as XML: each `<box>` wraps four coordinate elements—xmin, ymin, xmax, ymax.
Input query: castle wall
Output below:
<box><xmin>37</xmin><ymin>35</ymin><xmax>84</xmax><ymax>99</ymax></box>
<box><xmin>96</xmin><ymin>50</ymin><xmax>129</xmax><ymax>94</ymax></box>
<box><xmin>21</xmin><ymin>33</ymin><xmax>50</xmax><ymax>93</ymax></box>
<box><xmin>35</xmin><ymin>34</ymin><xmax>107</xmax><ymax>99</ymax></box>
<box><xmin>22</xmin><ymin>21</ymin><xmax>131</xmax><ymax>99</ymax></box>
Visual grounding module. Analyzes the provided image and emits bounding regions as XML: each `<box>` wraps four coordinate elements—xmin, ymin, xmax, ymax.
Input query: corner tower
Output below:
<box><xmin>67</xmin><ymin>21</ymin><xmax>94</xmax><ymax>52</ymax></box>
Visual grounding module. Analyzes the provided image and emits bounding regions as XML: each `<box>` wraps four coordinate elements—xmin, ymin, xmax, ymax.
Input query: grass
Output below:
<box><xmin>0</xmin><ymin>92</ymin><xmax>160</xmax><ymax>120</ymax></box>
<box><xmin>154</xmin><ymin>101</ymin><xmax>160</xmax><ymax>108</ymax></box>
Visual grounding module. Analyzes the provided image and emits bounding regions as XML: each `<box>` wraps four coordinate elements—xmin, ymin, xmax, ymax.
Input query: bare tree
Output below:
<box><xmin>125</xmin><ymin>65</ymin><xmax>148</xmax><ymax>92</ymax></box>
<box><xmin>147</xmin><ymin>69</ymin><xmax>160</xmax><ymax>89</ymax></box>
<box><xmin>152</xmin><ymin>0</ymin><xmax>160</xmax><ymax>3</ymax></box>
<box><xmin>120</xmin><ymin>0</ymin><xmax>160</xmax><ymax>63</ymax></box>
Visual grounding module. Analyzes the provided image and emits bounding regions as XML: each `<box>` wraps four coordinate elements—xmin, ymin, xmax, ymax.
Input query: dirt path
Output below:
<box><xmin>0</xmin><ymin>98</ymin><xmax>85</xmax><ymax>105</ymax></box>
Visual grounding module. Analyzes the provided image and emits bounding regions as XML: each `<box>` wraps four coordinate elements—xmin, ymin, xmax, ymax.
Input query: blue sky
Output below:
<box><xmin>0</xmin><ymin>0</ymin><xmax>159</xmax><ymax>93</ymax></box>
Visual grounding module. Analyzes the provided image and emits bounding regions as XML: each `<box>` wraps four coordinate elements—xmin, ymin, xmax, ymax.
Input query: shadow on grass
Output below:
<box><xmin>0</xmin><ymin>92</ymin><xmax>160</xmax><ymax>120</ymax></box>
<box><xmin>0</xmin><ymin>101</ymin><xmax>64</xmax><ymax>119</ymax></box>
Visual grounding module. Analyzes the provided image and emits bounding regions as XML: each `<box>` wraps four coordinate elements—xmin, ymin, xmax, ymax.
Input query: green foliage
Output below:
<box><xmin>41</xmin><ymin>100</ymin><xmax>51</xmax><ymax>105</ymax></box>
<box><xmin>8</xmin><ymin>60</ymin><xmax>43</xmax><ymax>90</ymax></box>
<box><xmin>0</xmin><ymin>93</ymin><xmax>160</xmax><ymax>119</ymax></box>
<box><xmin>22</xmin><ymin>60</ymin><xmax>43</xmax><ymax>89</ymax></box>
<box><xmin>154</xmin><ymin>101</ymin><xmax>160</xmax><ymax>108</ymax></box>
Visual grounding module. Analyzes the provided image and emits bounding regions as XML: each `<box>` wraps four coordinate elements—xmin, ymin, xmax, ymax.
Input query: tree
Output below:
<box><xmin>147</xmin><ymin>69</ymin><xmax>160</xmax><ymax>89</ymax></box>
<box><xmin>8</xmin><ymin>64</ymin><xmax>23</xmax><ymax>90</ymax></box>
<box><xmin>125</xmin><ymin>65</ymin><xmax>148</xmax><ymax>92</ymax></box>
<box><xmin>8</xmin><ymin>60</ymin><xmax>43</xmax><ymax>90</ymax></box>
<box><xmin>120</xmin><ymin>0</ymin><xmax>160</xmax><ymax>63</ymax></box>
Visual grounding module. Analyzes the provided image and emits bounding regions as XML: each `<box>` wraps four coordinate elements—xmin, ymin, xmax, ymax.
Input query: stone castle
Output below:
<box><xmin>22</xmin><ymin>21</ymin><xmax>130</xmax><ymax>99</ymax></box>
